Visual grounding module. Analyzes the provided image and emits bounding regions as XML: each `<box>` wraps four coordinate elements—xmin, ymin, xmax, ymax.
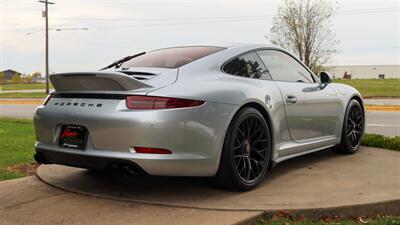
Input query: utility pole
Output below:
<box><xmin>39</xmin><ymin>0</ymin><xmax>54</xmax><ymax>94</ymax></box>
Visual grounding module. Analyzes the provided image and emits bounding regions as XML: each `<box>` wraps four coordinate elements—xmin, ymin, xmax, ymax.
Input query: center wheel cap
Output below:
<box><xmin>244</xmin><ymin>140</ymin><xmax>251</xmax><ymax>154</ymax></box>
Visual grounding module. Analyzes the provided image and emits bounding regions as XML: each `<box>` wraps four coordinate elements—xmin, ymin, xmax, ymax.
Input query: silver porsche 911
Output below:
<box><xmin>34</xmin><ymin>43</ymin><xmax>365</xmax><ymax>191</ymax></box>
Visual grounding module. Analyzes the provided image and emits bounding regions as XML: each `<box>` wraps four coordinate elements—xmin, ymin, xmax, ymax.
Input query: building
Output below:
<box><xmin>32</xmin><ymin>77</ymin><xmax>46</xmax><ymax>83</ymax></box>
<box><xmin>0</xmin><ymin>69</ymin><xmax>21</xmax><ymax>81</ymax></box>
<box><xmin>325</xmin><ymin>65</ymin><xmax>400</xmax><ymax>79</ymax></box>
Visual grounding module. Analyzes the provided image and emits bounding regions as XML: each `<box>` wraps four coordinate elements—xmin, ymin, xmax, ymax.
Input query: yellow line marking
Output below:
<box><xmin>366</xmin><ymin>106</ymin><xmax>400</xmax><ymax>111</ymax></box>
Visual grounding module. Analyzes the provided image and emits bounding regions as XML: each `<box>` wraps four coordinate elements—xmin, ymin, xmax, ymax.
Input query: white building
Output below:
<box><xmin>325</xmin><ymin>65</ymin><xmax>400</xmax><ymax>79</ymax></box>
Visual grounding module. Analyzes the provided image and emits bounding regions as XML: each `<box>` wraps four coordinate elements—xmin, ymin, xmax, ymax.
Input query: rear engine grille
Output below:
<box><xmin>52</xmin><ymin>93</ymin><xmax>126</xmax><ymax>99</ymax></box>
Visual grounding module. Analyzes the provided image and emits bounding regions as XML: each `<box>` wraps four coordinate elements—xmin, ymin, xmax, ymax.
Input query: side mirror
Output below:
<box><xmin>319</xmin><ymin>71</ymin><xmax>332</xmax><ymax>84</ymax></box>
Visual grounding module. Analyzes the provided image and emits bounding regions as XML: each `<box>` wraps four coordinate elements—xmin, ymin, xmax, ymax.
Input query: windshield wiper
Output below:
<box><xmin>101</xmin><ymin>52</ymin><xmax>146</xmax><ymax>70</ymax></box>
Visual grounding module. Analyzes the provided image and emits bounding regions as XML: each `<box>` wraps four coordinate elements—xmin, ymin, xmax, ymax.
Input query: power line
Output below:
<box><xmin>341</xmin><ymin>46</ymin><xmax>400</xmax><ymax>52</ymax></box>
<box><xmin>48</xmin><ymin>7</ymin><xmax>399</xmax><ymax>22</ymax></box>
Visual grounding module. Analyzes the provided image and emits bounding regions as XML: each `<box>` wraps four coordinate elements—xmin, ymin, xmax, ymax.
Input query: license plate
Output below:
<box><xmin>58</xmin><ymin>125</ymin><xmax>88</xmax><ymax>150</ymax></box>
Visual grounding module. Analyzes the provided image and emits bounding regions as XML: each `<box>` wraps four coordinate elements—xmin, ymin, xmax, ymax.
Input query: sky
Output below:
<box><xmin>1</xmin><ymin>0</ymin><xmax>399</xmax><ymax>75</ymax></box>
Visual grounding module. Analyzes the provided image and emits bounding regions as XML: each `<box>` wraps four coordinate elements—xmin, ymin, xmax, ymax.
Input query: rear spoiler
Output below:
<box><xmin>50</xmin><ymin>71</ymin><xmax>152</xmax><ymax>92</ymax></box>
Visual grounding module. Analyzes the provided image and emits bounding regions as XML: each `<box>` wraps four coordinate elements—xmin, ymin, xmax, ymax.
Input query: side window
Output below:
<box><xmin>257</xmin><ymin>50</ymin><xmax>314</xmax><ymax>83</ymax></box>
<box><xmin>223</xmin><ymin>52</ymin><xmax>271</xmax><ymax>80</ymax></box>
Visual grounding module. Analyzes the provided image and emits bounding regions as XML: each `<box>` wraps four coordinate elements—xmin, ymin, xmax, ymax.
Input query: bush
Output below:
<box><xmin>362</xmin><ymin>133</ymin><xmax>400</xmax><ymax>151</ymax></box>
<box><xmin>11</xmin><ymin>73</ymin><xmax>22</xmax><ymax>84</ymax></box>
<box><xmin>0</xmin><ymin>72</ymin><xmax>5</xmax><ymax>84</ymax></box>
<box><xmin>22</xmin><ymin>75</ymin><xmax>33</xmax><ymax>83</ymax></box>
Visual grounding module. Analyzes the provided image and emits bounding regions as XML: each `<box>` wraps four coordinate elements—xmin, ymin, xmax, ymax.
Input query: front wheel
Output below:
<box><xmin>332</xmin><ymin>99</ymin><xmax>364</xmax><ymax>154</ymax></box>
<box><xmin>213</xmin><ymin>107</ymin><xmax>271</xmax><ymax>191</ymax></box>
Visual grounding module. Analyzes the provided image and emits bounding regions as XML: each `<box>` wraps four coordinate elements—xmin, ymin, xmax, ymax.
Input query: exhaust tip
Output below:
<box><xmin>107</xmin><ymin>163</ymin><xmax>144</xmax><ymax>177</ymax></box>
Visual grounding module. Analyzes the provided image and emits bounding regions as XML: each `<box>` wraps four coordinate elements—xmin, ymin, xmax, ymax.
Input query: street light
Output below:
<box><xmin>26</xmin><ymin>27</ymin><xmax>88</xmax><ymax>94</ymax></box>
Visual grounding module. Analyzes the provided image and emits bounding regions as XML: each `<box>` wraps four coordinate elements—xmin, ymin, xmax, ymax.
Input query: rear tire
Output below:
<box><xmin>213</xmin><ymin>107</ymin><xmax>271</xmax><ymax>191</ymax></box>
<box><xmin>332</xmin><ymin>99</ymin><xmax>364</xmax><ymax>154</ymax></box>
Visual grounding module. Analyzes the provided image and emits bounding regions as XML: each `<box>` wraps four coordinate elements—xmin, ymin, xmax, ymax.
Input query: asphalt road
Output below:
<box><xmin>366</xmin><ymin>111</ymin><xmax>400</xmax><ymax>136</ymax></box>
<box><xmin>0</xmin><ymin>104</ymin><xmax>37</xmax><ymax>118</ymax></box>
<box><xmin>0</xmin><ymin>104</ymin><xmax>399</xmax><ymax>136</ymax></box>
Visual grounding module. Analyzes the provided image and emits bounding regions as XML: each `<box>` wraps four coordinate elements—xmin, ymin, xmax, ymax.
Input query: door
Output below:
<box><xmin>257</xmin><ymin>50</ymin><xmax>341</xmax><ymax>142</ymax></box>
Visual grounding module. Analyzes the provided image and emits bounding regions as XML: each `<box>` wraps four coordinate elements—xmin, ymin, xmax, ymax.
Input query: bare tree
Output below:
<box><xmin>269</xmin><ymin>0</ymin><xmax>338</xmax><ymax>74</ymax></box>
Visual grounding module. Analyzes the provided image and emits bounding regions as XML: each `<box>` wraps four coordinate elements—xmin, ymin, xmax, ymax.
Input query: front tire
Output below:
<box><xmin>332</xmin><ymin>99</ymin><xmax>364</xmax><ymax>154</ymax></box>
<box><xmin>213</xmin><ymin>107</ymin><xmax>271</xmax><ymax>191</ymax></box>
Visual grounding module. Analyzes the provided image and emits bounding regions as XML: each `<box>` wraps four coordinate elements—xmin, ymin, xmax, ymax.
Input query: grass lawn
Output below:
<box><xmin>334</xmin><ymin>79</ymin><xmax>400</xmax><ymax>98</ymax></box>
<box><xmin>256</xmin><ymin>216</ymin><xmax>400</xmax><ymax>225</ymax></box>
<box><xmin>0</xmin><ymin>83</ymin><xmax>52</xmax><ymax>91</ymax></box>
<box><xmin>0</xmin><ymin>118</ymin><xmax>36</xmax><ymax>180</ymax></box>
<box><xmin>0</xmin><ymin>92</ymin><xmax>47</xmax><ymax>99</ymax></box>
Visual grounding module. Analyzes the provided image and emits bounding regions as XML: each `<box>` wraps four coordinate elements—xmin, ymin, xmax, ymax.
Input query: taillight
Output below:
<box><xmin>126</xmin><ymin>96</ymin><xmax>204</xmax><ymax>110</ymax></box>
<box><xmin>43</xmin><ymin>93</ymin><xmax>53</xmax><ymax>106</ymax></box>
<box><xmin>133</xmin><ymin>147</ymin><xmax>172</xmax><ymax>154</ymax></box>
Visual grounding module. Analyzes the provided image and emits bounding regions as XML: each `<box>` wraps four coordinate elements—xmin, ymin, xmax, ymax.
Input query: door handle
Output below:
<box><xmin>285</xmin><ymin>95</ymin><xmax>297</xmax><ymax>104</ymax></box>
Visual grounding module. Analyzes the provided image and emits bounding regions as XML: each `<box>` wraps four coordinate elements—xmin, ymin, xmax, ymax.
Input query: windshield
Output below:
<box><xmin>120</xmin><ymin>46</ymin><xmax>225</xmax><ymax>69</ymax></box>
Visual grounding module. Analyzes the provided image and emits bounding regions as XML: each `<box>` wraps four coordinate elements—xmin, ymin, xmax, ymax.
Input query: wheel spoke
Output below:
<box><xmin>344</xmin><ymin>104</ymin><xmax>364</xmax><ymax>148</ymax></box>
<box><xmin>232</xmin><ymin>114</ymin><xmax>271</xmax><ymax>183</ymax></box>
<box><xmin>237</xmin><ymin>127</ymin><xmax>245</xmax><ymax>138</ymax></box>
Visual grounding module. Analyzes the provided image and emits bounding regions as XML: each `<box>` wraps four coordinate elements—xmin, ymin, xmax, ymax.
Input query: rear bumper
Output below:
<box><xmin>34</xmin><ymin>99</ymin><xmax>238</xmax><ymax>176</ymax></box>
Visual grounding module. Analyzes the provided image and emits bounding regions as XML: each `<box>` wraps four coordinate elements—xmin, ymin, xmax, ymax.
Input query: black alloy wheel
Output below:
<box><xmin>332</xmin><ymin>99</ymin><xmax>364</xmax><ymax>154</ymax></box>
<box><xmin>213</xmin><ymin>107</ymin><xmax>271</xmax><ymax>191</ymax></box>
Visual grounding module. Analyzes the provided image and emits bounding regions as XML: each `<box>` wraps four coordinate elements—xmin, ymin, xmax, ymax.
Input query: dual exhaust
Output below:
<box><xmin>34</xmin><ymin>153</ymin><xmax>144</xmax><ymax>176</ymax></box>
<box><xmin>107</xmin><ymin>163</ymin><xmax>144</xmax><ymax>177</ymax></box>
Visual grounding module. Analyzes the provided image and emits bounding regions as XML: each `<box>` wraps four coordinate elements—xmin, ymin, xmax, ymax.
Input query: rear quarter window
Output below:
<box><xmin>121</xmin><ymin>46</ymin><xmax>225</xmax><ymax>69</ymax></box>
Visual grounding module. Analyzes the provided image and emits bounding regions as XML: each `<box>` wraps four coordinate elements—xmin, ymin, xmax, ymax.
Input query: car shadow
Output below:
<box><xmin>76</xmin><ymin>147</ymin><xmax>346</xmax><ymax>193</ymax></box>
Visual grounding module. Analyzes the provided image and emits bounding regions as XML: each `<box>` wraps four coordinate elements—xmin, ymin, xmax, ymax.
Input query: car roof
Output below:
<box><xmin>152</xmin><ymin>42</ymin><xmax>278</xmax><ymax>51</ymax></box>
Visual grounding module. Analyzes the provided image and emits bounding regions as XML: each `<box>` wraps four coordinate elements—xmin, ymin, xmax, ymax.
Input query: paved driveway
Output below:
<box><xmin>0</xmin><ymin>177</ymin><xmax>259</xmax><ymax>225</ymax></box>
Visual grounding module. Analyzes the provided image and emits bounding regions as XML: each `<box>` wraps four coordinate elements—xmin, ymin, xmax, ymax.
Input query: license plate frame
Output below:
<box><xmin>58</xmin><ymin>125</ymin><xmax>88</xmax><ymax>150</ymax></box>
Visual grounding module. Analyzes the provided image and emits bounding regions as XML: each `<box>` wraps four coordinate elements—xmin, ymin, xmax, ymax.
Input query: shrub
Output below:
<box><xmin>0</xmin><ymin>72</ymin><xmax>5</xmax><ymax>84</ymax></box>
<box><xmin>11</xmin><ymin>73</ymin><xmax>22</xmax><ymax>84</ymax></box>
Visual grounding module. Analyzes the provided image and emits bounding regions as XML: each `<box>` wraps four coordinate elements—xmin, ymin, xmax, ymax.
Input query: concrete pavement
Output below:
<box><xmin>0</xmin><ymin>177</ymin><xmax>261</xmax><ymax>225</ymax></box>
<box><xmin>36</xmin><ymin>147</ymin><xmax>400</xmax><ymax>212</ymax></box>
<box><xmin>1</xmin><ymin>147</ymin><xmax>399</xmax><ymax>225</ymax></box>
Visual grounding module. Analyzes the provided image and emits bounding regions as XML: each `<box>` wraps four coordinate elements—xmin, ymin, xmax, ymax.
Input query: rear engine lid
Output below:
<box><xmin>50</xmin><ymin>68</ymin><xmax>177</xmax><ymax>93</ymax></box>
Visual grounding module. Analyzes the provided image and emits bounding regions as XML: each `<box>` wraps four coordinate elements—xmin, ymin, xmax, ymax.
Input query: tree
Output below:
<box><xmin>22</xmin><ymin>75</ymin><xmax>33</xmax><ymax>83</ymax></box>
<box><xmin>11</xmin><ymin>73</ymin><xmax>22</xmax><ymax>84</ymax></box>
<box><xmin>269</xmin><ymin>0</ymin><xmax>338</xmax><ymax>74</ymax></box>
<box><xmin>0</xmin><ymin>72</ymin><xmax>5</xmax><ymax>84</ymax></box>
<box><xmin>32</xmin><ymin>72</ymin><xmax>41</xmax><ymax>78</ymax></box>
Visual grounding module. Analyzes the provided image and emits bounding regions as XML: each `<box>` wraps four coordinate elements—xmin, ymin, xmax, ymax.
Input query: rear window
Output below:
<box><xmin>121</xmin><ymin>46</ymin><xmax>225</xmax><ymax>69</ymax></box>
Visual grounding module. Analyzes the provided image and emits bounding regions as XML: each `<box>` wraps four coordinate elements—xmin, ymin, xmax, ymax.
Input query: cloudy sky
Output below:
<box><xmin>1</xmin><ymin>0</ymin><xmax>399</xmax><ymax>74</ymax></box>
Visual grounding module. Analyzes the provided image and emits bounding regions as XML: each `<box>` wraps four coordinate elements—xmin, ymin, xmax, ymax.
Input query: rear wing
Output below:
<box><xmin>50</xmin><ymin>71</ymin><xmax>152</xmax><ymax>92</ymax></box>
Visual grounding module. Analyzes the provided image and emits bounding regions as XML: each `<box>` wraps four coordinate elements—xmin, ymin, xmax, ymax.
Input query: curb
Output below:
<box><xmin>235</xmin><ymin>200</ymin><xmax>400</xmax><ymax>225</ymax></box>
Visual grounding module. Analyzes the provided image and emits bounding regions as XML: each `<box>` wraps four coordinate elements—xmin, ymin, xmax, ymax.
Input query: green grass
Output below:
<box><xmin>0</xmin><ymin>118</ymin><xmax>36</xmax><ymax>180</ymax></box>
<box><xmin>256</xmin><ymin>216</ymin><xmax>400</xmax><ymax>225</ymax></box>
<box><xmin>0</xmin><ymin>83</ymin><xmax>52</xmax><ymax>91</ymax></box>
<box><xmin>362</xmin><ymin>134</ymin><xmax>400</xmax><ymax>151</ymax></box>
<box><xmin>334</xmin><ymin>79</ymin><xmax>400</xmax><ymax>98</ymax></box>
<box><xmin>0</xmin><ymin>92</ymin><xmax>47</xmax><ymax>99</ymax></box>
